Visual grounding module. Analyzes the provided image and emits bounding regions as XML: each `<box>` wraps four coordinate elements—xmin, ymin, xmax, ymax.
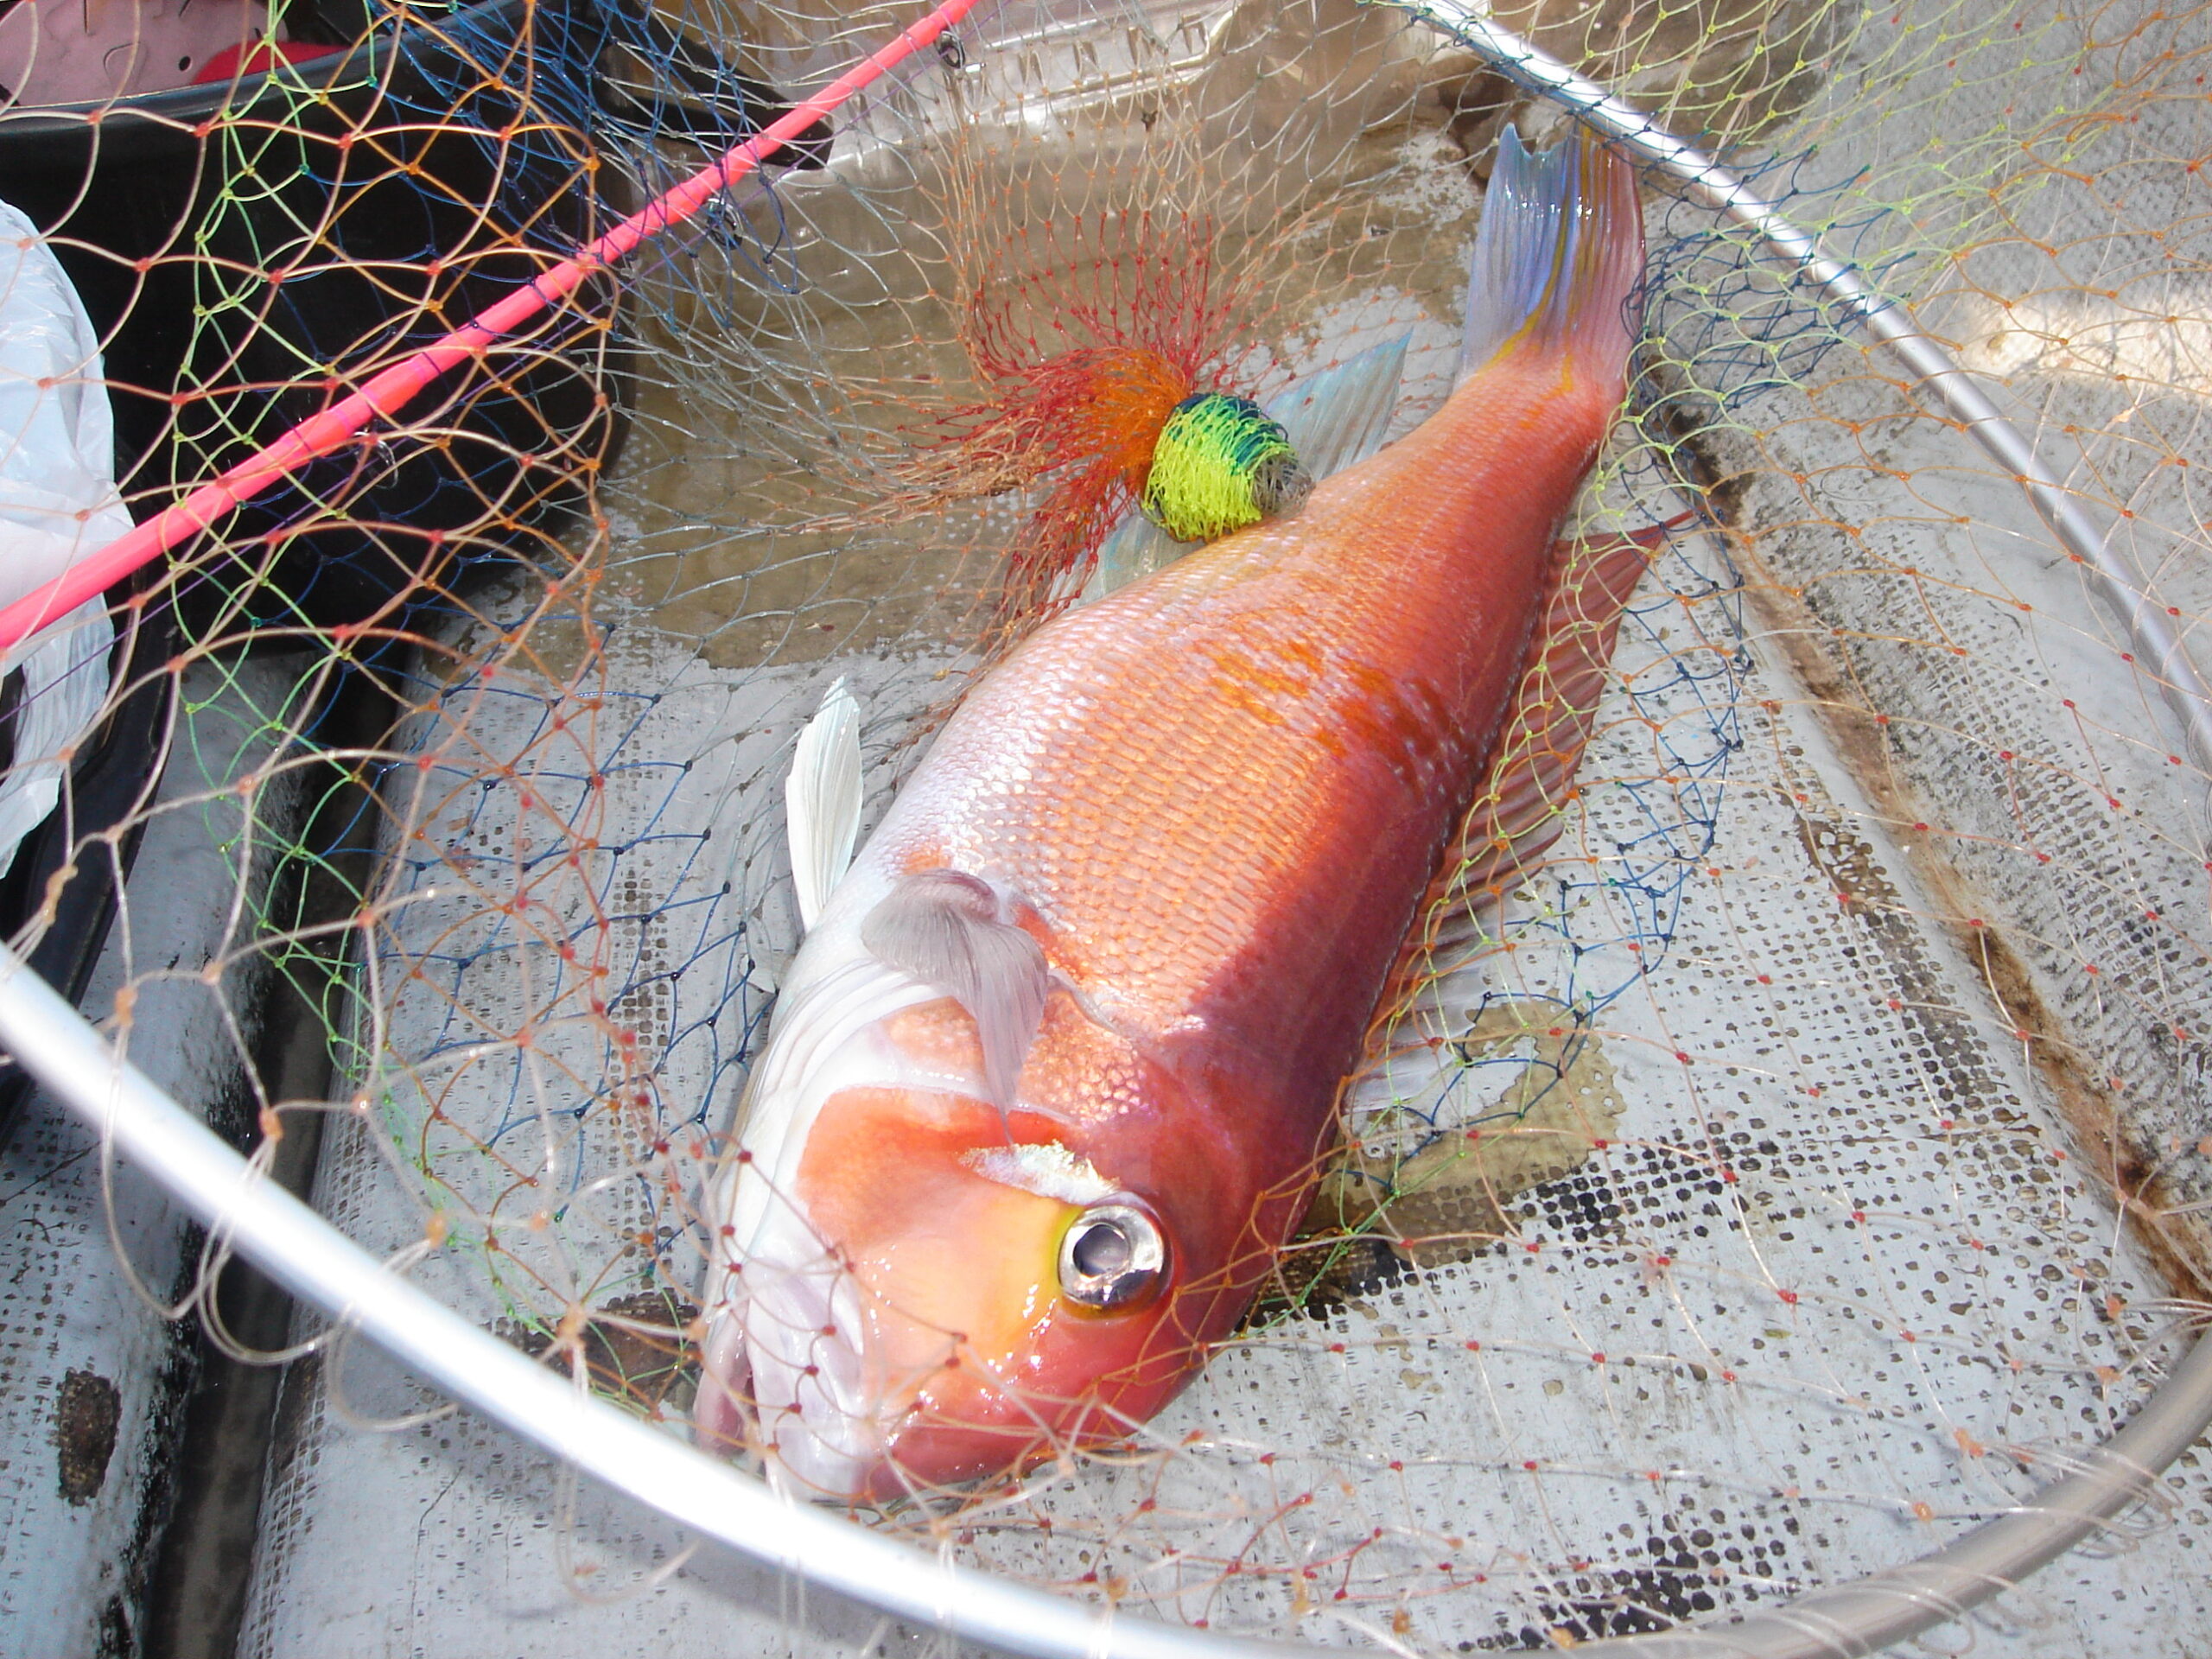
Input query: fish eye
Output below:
<box><xmin>1058</xmin><ymin>1199</ymin><xmax>1166</xmax><ymax>1311</ymax></box>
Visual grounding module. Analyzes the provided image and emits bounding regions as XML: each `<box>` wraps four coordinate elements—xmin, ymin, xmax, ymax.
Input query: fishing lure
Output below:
<box><xmin>1141</xmin><ymin>392</ymin><xmax>1311</xmax><ymax>543</ymax></box>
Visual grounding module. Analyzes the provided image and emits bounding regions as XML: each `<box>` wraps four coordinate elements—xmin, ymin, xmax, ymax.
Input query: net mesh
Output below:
<box><xmin>6</xmin><ymin>0</ymin><xmax>2212</xmax><ymax>1651</ymax></box>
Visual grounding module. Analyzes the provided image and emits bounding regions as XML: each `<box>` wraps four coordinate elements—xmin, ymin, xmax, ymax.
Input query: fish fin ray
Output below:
<box><xmin>859</xmin><ymin>869</ymin><xmax>1050</xmax><ymax>1112</ymax></box>
<box><xmin>1460</xmin><ymin>124</ymin><xmax>1644</xmax><ymax>382</ymax></box>
<box><xmin>785</xmin><ymin>677</ymin><xmax>863</xmax><ymax>933</ymax></box>
<box><xmin>1447</xmin><ymin>526</ymin><xmax>1651</xmax><ymax>891</ymax></box>
<box><xmin>1354</xmin><ymin>525</ymin><xmax>1656</xmax><ymax>1076</ymax></box>
<box><xmin>1264</xmin><ymin>335</ymin><xmax>1409</xmax><ymax>481</ymax></box>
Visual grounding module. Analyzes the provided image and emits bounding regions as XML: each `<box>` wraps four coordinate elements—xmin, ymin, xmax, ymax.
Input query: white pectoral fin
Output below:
<box><xmin>785</xmin><ymin>677</ymin><xmax>862</xmax><ymax>933</ymax></box>
<box><xmin>858</xmin><ymin>868</ymin><xmax>1049</xmax><ymax>1112</ymax></box>
<box><xmin>1264</xmin><ymin>334</ymin><xmax>1408</xmax><ymax>480</ymax></box>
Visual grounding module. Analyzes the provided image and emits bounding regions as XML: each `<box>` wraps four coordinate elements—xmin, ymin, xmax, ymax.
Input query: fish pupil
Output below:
<box><xmin>1071</xmin><ymin>1219</ymin><xmax>1134</xmax><ymax>1279</ymax></box>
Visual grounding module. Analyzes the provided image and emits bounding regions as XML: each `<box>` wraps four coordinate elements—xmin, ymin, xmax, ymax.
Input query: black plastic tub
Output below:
<box><xmin>0</xmin><ymin>0</ymin><xmax>632</xmax><ymax>635</ymax></box>
<box><xmin>0</xmin><ymin>0</ymin><xmax>835</xmax><ymax>1152</ymax></box>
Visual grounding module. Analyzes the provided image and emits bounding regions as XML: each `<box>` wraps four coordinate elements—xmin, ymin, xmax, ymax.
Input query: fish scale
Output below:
<box><xmin>881</xmin><ymin>356</ymin><xmax>1610</xmax><ymax>1044</ymax></box>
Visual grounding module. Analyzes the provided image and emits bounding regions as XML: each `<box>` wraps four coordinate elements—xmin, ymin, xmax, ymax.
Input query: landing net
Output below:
<box><xmin>3</xmin><ymin>0</ymin><xmax>2211</xmax><ymax>1653</ymax></box>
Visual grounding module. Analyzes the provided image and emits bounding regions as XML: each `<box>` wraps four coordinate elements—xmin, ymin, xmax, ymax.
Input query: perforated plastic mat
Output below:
<box><xmin>236</xmin><ymin>548</ymin><xmax>2212</xmax><ymax>1655</ymax></box>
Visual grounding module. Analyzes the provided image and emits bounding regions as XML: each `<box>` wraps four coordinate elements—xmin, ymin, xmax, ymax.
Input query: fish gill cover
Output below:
<box><xmin>6</xmin><ymin>0</ymin><xmax>2212</xmax><ymax>1652</ymax></box>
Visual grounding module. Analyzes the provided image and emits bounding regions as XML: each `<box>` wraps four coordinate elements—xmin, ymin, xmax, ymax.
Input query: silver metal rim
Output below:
<box><xmin>1398</xmin><ymin>0</ymin><xmax>2212</xmax><ymax>776</ymax></box>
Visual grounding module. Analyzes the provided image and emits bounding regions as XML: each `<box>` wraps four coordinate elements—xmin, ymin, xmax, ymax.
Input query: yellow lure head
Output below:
<box><xmin>1140</xmin><ymin>392</ymin><xmax>1313</xmax><ymax>543</ymax></box>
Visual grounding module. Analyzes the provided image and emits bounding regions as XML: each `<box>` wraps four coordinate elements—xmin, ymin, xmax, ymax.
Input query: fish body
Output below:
<box><xmin>701</xmin><ymin>129</ymin><xmax>1644</xmax><ymax>1500</ymax></box>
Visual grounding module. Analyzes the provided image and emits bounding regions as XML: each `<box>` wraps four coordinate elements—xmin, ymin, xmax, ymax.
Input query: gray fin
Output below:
<box><xmin>859</xmin><ymin>869</ymin><xmax>1049</xmax><ymax>1111</ymax></box>
<box><xmin>1459</xmin><ymin>124</ymin><xmax>1644</xmax><ymax>379</ymax></box>
<box><xmin>1262</xmin><ymin>334</ymin><xmax>1408</xmax><ymax>480</ymax></box>
<box><xmin>1079</xmin><ymin>336</ymin><xmax>1408</xmax><ymax>606</ymax></box>
<box><xmin>1082</xmin><ymin>509</ymin><xmax>1198</xmax><ymax>603</ymax></box>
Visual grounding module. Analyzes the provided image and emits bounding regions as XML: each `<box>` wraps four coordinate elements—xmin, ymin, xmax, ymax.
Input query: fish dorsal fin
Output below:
<box><xmin>785</xmin><ymin>677</ymin><xmax>862</xmax><ymax>933</ymax></box>
<box><xmin>1355</xmin><ymin>522</ymin><xmax>1661</xmax><ymax>1076</ymax></box>
<box><xmin>1267</xmin><ymin>334</ymin><xmax>1408</xmax><ymax>480</ymax></box>
<box><xmin>1079</xmin><ymin>336</ymin><xmax>1410</xmax><ymax>603</ymax></box>
<box><xmin>1460</xmin><ymin>124</ymin><xmax>1643</xmax><ymax>381</ymax></box>
<box><xmin>859</xmin><ymin>868</ymin><xmax>1050</xmax><ymax>1112</ymax></box>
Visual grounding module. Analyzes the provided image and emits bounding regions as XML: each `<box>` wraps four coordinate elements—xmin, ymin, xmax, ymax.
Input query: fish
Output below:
<box><xmin>697</xmin><ymin>124</ymin><xmax>1647</xmax><ymax>1501</ymax></box>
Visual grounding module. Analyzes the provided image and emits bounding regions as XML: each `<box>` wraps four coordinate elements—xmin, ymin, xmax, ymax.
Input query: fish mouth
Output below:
<box><xmin>697</xmin><ymin>1211</ymin><xmax>1195</xmax><ymax>1503</ymax></box>
<box><xmin>698</xmin><ymin>1078</ymin><xmax>1214</xmax><ymax>1501</ymax></box>
<box><xmin>697</xmin><ymin>1229</ymin><xmax>886</xmax><ymax>1497</ymax></box>
<box><xmin>698</xmin><ymin>1218</ymin><xmax>1059</xmax><ymax>1501</ymax></box>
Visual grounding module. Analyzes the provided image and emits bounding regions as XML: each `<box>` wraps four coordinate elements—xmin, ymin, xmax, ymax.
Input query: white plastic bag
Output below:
<box><xmin>0</xmin><ymin>198</ymin><xmax>124</xmax><ymax>879</ymax></box>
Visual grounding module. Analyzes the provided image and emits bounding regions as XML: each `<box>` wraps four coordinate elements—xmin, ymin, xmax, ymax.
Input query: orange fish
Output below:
<box><xmin>699</xmin><ymin>126</ymin><xmax>1645</xmax><ymax>1500</ymax></box>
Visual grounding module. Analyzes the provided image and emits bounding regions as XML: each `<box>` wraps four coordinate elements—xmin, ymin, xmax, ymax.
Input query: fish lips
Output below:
<box><xmin>696</xmin><ymin>1222</ymin><xmax>881</xmax><ymax>1495</ymax></box>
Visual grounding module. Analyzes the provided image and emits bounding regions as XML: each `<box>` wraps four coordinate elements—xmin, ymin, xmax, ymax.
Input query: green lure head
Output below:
<box><xmin>1140</xmin><ymin>392</ymin><xmax>1313</xmax><ymax>543</ymax></box>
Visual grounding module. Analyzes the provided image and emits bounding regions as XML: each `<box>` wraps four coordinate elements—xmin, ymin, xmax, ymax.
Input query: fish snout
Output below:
<box><xmin>702</xmin><ymin>1082</ymin><xmax>1211</xmax><ymax>1499</ymax></box>
<box><xmin>698</xmin><ymin>1132</ymin><xmax>1076</xmax><ymax>1500</ymax></box>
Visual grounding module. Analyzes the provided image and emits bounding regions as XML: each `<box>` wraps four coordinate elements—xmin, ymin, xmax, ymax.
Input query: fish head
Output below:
<box><xmin>702</xmin><ymin>1002</ymin><xmax>1264</xmax><ymax>1502</ymax></box>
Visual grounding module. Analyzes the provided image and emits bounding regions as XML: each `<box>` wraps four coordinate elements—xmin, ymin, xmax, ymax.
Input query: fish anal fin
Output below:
<box><xmin>1357</xmin><ymin>524</ymin><xmax>1660</xmax><ymax>1070</ymax></box>
<box><xmin>1084</xmin><ymin>508</ymin><xmax>1197</xmax><ymax>602</ymax></box>
<box><xmin>859</xmin><ymin>868</ymin><xmax>1050</xmax><ymax>1114</ymax></box>
<box><xmin>1448</xmin><ymin>524</ymin><xmax>1653</xmax><ymax>896</ymax></box>
<box><xmin>1078</xmin><ymin>337</ymin><xmax>1411</xmax><ymax>607</ymax></box>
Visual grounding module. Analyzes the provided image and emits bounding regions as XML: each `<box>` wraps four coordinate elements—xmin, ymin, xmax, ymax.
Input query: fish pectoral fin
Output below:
<box><xmin>859</xmin><ymin>868</ymin><xmax>1050</xmax><ymax>1111</ymax></box>
<box><xmin>785</xmin><ymin>676</ymin><xmax>863</xmax><ymax>932</ymax></box>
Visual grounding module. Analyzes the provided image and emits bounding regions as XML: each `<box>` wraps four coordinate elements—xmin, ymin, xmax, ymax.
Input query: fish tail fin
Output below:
<box><xmin>1459</xmin><ymin>124</ymin><xmax>1644</xmax><ymax>385</ymax></box>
